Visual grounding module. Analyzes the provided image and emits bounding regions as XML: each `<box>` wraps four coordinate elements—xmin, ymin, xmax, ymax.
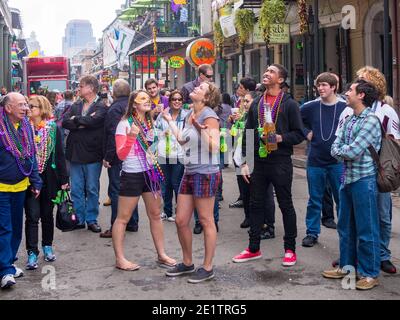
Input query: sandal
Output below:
<box><xmin>157</xmin><ymin>257</ymin><xmax>177</xmax><ymax>268</ymax></box>
<box><xmin>116</xmin><ymin>264</ymin><xmax>140</xmax><ymax>271</ymax></box>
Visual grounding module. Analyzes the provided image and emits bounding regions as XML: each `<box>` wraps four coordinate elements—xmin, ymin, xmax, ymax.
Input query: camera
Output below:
<box><xmin>99</xmin><ymin>92</ymin><xmax>108</xmax><ymax>99</ymax></box>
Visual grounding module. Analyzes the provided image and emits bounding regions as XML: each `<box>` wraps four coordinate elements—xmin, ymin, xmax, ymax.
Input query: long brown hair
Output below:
<box><xmin>124</xmin><ymin>90</ymin><xmax>153</xmax><ymax>123</ymax></box>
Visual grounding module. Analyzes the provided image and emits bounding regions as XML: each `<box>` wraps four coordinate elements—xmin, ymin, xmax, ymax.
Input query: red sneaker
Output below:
<box><xmin>282</xmin><ymin>250</ymin><xmax>297</xmax><ymax>267</ymax></box>
<box><xmin>232</xmin><ymin>248</ymin><xmax>262</xmax><ymax>263</ymax></box>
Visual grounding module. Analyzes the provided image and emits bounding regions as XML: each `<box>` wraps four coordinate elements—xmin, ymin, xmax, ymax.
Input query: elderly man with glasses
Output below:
<box><xmin>0</xmin><ymin>93</ymin><xmax>42</xmax><ymax>289</ymax></box>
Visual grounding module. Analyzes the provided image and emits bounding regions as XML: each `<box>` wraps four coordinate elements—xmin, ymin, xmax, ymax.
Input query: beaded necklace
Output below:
<box><xmin>257</xmin><ymin>91</ymin><xmax>284</xmax><ymax>158</ymax></box>
<box><xmin>128</xmin><ymin>113</ymin><xmax>164</xmax><ymax>196</ymax></box>
<box><xmin>33</xmin><ymin>120</ymin><xmax>57</xmax><ymax>174</ymax></box>
<box><xmin>0</xmin><ymin>108</ymin><xmax>35</xmax><ymax>176</ymax></box>
<box><xmin>258</xmin><ymin>91</ymin><xmax>284</xmax><ymax>128</ymax></box>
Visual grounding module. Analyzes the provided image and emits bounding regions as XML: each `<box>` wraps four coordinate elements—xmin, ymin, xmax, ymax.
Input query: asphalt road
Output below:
<box><xmin>2</xmin><ymin>165</ymin><xmax>400</xmax><ymax>300</ymax></box>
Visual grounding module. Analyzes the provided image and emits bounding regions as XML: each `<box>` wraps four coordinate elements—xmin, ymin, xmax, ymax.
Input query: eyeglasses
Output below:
<box><xmin>171</xmin><ymin>98</ymin><xmax>183</xmax><ymax>102</ymax></box>
<box><xmin>9</xmin><ymin>102</ymin><xmax>29</xmax><ymax>109</ymax></box>
<box><xmin>29</xmin><ymin>104</ymin><xmax>39</xmax><ymax>109</ymax></box>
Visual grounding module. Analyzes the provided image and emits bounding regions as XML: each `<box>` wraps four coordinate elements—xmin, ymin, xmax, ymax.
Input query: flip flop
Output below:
<box><xmin>116</xmin><ymin>264</ymin><xmax>140</xmax><ymax>271</ymax></box>
<box><xmin>157</xmin><ymin>259</ymin><xmax>177</xmax><ymax>269</ymax></box>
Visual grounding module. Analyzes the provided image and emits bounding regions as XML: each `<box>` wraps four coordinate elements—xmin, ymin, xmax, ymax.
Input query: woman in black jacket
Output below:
<box><xmin>24</xmin><ymin>96</ymin><xmax>69</xmax><ymax>270</ymax></box>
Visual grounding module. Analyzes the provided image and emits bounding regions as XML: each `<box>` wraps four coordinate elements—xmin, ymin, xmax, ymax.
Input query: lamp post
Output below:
<box><xmin>307</xmin><ymin>5</ymin><xmax>315</xmax><ymax>101</ymax></box>
<box><xmin>383</xmin><ymin>0</ymin><xmax>392</xmax><ymax>96</ymax></box>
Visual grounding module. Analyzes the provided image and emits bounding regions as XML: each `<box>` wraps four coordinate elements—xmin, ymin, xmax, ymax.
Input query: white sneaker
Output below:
<box><xmin>1</xmin><ymin>274</ymin><xmax>16</xmax><ymax>289</ymax></box>
<box><xmin>167</xmin><ymin>216</ymin><xmax>175</xmax><ymax>222</ymax></box>
<box><xmin>12</xmin><ymin>265</ymin><xmax>24</xmax><ymax>278</ymax></box>
<box><xmin>160</xmin><ymin>212</ymin><xmax>167</xmax><ymax>221</ymax></box>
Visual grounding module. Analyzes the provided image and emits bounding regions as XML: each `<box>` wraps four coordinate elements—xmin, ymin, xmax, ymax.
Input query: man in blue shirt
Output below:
<box><xmin>300</xmin><ymin>73</ymin><xmax>347</xmax><ymax>247</ymax></box>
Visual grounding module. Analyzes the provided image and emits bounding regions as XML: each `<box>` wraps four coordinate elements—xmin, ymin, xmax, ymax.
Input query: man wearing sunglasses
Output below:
<box><xmin>181</xmin><ymin>64</ymin><xmax>214</xmax><ymax>105</ymax></box>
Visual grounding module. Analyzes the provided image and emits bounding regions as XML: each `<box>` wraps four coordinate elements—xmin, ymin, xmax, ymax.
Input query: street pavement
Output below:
<box><xmin>2</xmin><ymin>159</ymin><xmax>400</xmax><ymax>300</ymax></box>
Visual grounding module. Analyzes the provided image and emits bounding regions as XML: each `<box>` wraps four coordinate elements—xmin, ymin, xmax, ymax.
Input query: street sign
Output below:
<box><xmin>252</xmin><ymin>23</ymin><xmax>290</xmax><ymax>44</ymax></box>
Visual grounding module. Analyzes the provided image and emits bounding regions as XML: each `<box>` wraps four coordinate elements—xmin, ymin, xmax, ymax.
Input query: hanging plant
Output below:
<box><xmin>214</xmin><ymin>20</ymin><xmax>224</xmax><ymax>52</ymax></box>
<box><xmin>259</xmin><ymin>0</ymin><xmax>286</xmax><ymax>44</ymax></box>
<box><xmin>234</xmin><ymin>9</ymin><xmax>255</xmax><ymax>46</ymax></box>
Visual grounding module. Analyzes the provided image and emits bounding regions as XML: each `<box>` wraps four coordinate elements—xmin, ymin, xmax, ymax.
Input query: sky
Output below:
<box><xmin>8</xmin><ymin>0</ymin><xmax>125</xmax><ymax>56</ymax></box>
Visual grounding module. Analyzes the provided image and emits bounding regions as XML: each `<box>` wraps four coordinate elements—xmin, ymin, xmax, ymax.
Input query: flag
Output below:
<box><xmin>115</xmin><ymin>24</ymin><xmax>136</xmax><ymax>69</ymax></box>
<box><xmin>28</xmin><ymin>50</ymin><xmax>39</xmax><ymax>58</ymax></box>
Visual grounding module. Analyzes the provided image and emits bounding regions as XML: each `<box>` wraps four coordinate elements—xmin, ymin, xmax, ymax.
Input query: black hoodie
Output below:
<box><xmin>242</xmin><ymin>93</ymin><xmax>305</xmax><ymax>164</ymax></box>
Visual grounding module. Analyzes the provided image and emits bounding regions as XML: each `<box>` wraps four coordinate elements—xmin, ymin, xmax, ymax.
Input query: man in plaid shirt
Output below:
<box><xmin>323</xmin><ymin>80</ymin><xmax>382</xmax><ymax>290</ymax></box>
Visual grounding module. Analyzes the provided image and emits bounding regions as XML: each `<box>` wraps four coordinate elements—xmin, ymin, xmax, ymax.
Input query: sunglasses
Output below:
<box><xmin>203</xmin><ymin>74</ymin><xmax>213</xmax><ymax>79</ymax></box>
<box><xmin>171</xmin><ymin>98</ymin><xmax>183</xmax><ymax>102</ymax></box>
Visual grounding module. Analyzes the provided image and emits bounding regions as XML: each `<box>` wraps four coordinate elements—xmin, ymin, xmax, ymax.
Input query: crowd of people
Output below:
<box><xmin>0</xmin><ymin>62</ymin><xmax>399</xmax><ymax>290</ymax></box>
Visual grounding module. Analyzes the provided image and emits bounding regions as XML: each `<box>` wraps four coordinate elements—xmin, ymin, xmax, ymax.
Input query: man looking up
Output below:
<box><xmin>232</xmin><ymin>64</ymin><xmax>304</xmax><ymax>266</ymax></box>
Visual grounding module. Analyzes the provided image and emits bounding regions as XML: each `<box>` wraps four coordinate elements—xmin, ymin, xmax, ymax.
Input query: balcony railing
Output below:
<box><xmin>132</xmin><ymin>20</ymin><xmax>200</xmax><ymax>49</ymax></box>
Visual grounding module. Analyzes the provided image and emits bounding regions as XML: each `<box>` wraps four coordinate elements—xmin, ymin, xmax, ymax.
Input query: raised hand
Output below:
<box><xmin>191</xmin><ymin>114</ymin><xmax>208</xmax><ymax>132</ymax></box>
<box><xmin>126</xmin><ymin>123</ymin><xmax>140</xmax><ymax>137</ymax></box>
<box><xmin>162</xmin><ymin>108</ymin><xmax>172</xmax><ymax>122</ymax></box>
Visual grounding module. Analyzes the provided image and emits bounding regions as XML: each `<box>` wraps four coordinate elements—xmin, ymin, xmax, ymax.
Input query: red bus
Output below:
<box><xmin>23</xmin><ymin>56</ymin><xmax>70</xmax><ymax>96</ymax></box>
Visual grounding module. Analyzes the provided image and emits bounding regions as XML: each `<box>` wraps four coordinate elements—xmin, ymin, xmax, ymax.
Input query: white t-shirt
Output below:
<box><xmin>116</xmin><ymin>119</ymin><xmax>154</xmax><ymax>173</ymax></box>
<box><xmin>336</xmin><ymin>102</ymin><xmax>400</xmax><ymax>139</ymax></box>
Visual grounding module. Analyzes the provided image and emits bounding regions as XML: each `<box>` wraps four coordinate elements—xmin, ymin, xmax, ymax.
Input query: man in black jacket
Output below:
<box><xmin>232</xmin><ymin>64</ymin><xmax>305</xmax><ymax>266</ymax></box>
<box><xmin>100</xmin><ymin>79</ymin><xmax>139</xmax><ymax>238</ymax></box>
<box><xmin>62</xmin><ymin>76</ymin><xmax>107</xmax><ymax>233</ymax></box>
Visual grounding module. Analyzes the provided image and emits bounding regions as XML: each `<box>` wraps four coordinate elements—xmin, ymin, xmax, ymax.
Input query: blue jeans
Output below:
<box><xmin>108</xmin><ymin>164</ymin><xmax>138</xmax><ymax>228</ymax></box>
<box><xmin>305</xmin><ymin>164</ymin><xmax>342</xmax><ymax>237</ymax></box>
<box><xmin>160</xmin><ymin>161</ymin><xmax>184</xmax><ymax>217</ymax></box>
<box><xmin>0</xmin><ymin>191</ymin><xmax>26</xmax><ymax>277</ymax></box>
<box><xmin>377</xmin><ymin>192</ymin><xmax>392</xmax><ymax>261</ymax></box>
<box><xmin>338</xmin><ymin>175</ymin><xmax>380</xmax><ymax>278</ymax></box>
<box><xmin>70</xmin><ymin>162</ymin><xmax>102</xmax><ymax>225</ymax></box>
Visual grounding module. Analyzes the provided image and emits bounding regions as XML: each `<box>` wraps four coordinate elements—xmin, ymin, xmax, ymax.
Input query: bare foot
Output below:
<box><xmin>116</xmin><ymin>258</ymin><xmax>140</xmax><ymax>271</ymax></box>
<box><xmin>157</xmin><ymin>255</ymin><xmax>177</xmax><ymax>267</ymax></box>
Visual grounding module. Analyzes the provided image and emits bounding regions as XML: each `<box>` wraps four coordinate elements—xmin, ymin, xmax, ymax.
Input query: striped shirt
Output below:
<box><xmin>331</xmin><ymin>107</ymin><xmax>381</xmax><ymax>185</ymax></box>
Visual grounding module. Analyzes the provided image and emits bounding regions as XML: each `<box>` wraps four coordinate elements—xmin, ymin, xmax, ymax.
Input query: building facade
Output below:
<box><xmin>62</xmin><ymin>20</ymin><xmax>97</xmax><ymax>59</ymax></box>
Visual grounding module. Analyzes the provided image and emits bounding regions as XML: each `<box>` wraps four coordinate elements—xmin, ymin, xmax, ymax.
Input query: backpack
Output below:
<box><xmin>368</xmin><ymin>117</ymin><xmax>400</xmax><ymax>193</ymax></box>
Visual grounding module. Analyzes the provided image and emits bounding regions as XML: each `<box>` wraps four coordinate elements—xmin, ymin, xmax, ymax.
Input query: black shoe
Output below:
<box><xmin>229</xmin><ymin>200</ymin><xmax>243</xmax><ymax>208</ymax></box>
<box><xmin>322</xmin><ymin>220</ymin><xmax>337</xmax><ymax>229</ymax></box>
<box><xmin>126</xmin><ymin>224</ymin><xmax>138</xmax><ymax>232</ymax></box>
<box><xmin>260</xmin><ymin>226</ymin><xmax>275</xmax><ymax>240</ymax></box>
<box><xmin>381</xmin><ymin>260</ymin><xmax>397</xmax><ymax>274</ymax></box>
<box><xmin>73</xmin><ymin>224</ymin><xmax>86</xmax><ymax>230</ymax></box>
<box><xmin>240</xmin><ymin>218</ymin><xmax>250</xmax><ymax>229</ymax></box>
<box><xmin>215</xmin><ymin>222</ymin><xmax>219</xmax><ymax>233</ymax></box>
<box><xmin>302</xmin><ymin>235</ymin><xmax>318</xmax><ymax>247</ymax></box>
<box><xmin>87</xmin><ymin>223</ymin><xmax>102</xmax><ymax>233</ymax></box>
<box><xmin>187</xmin><ymin>267</ymin><xmax>215</xmax><ymax>284</ymax></box>
<box><xmin>193</xmin><ymin>223</ymin><xmax>203</xmax><ymax>234</ymax></box>
<box><xmin>166</xmin><ymin>263</ymin><xmax>195</xmax><ymax>277</ymax></box>
<box><xmin>217</xmin><ymin>195</ymin><xmax>223</xmax><ymax>202</ymax></box>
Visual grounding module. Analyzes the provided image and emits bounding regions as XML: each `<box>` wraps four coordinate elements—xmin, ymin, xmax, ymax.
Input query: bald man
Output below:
<box><xmin>0</xmin><ymin>93</ymin><xmax>42</xmax><ymax>289</ymax></box>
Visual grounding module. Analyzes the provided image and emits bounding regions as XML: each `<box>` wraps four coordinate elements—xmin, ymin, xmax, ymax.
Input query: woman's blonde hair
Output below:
<box><xmin>203</xmin><ymin>82</ymin><xmax>221</xmax><ymax>109</ymax></box>
<box><xmin>28</xmin><ymin>95</ymin><xmax>53</xmax><ymax>120</ymax></box>
<box><xmin>356</xmin><ymin>66</ymin><xmax>387</xmax><ymax>101</ymax></box>
<box><xmin>384</xmin><ymin>95</ymin><xmax>394</xmax><ymax>108</ymax></box>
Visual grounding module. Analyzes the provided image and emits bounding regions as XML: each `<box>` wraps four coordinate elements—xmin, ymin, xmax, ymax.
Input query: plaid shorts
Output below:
<box><xmin>179</xmin><ymin>172</ymin><xmax>221</xmax><ymax>198</ymax></box>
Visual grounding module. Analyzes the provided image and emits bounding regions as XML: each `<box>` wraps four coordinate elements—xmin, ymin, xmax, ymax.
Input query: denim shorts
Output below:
<box><xmin>119</xmin><ymin>171</ymin><xmax>160</xmax><ymax>197</ymax></box>
<box><xmin>179</xmin><ymin>172</ymin><xmax>221</xmax><ymax>198</ymax></box>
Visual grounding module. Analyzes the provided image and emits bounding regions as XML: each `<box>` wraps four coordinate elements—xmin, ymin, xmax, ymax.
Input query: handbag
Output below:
<box><xmin>54</xmin><ymin>190</ymin><xmax>78</xmax><ymax>232</ymax></box>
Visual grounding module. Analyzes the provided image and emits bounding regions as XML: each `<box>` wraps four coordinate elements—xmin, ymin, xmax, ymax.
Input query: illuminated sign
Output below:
<box><xmin>168</xmin><ymin>56</ymin><xmax>185</xmax><ymax>69</ymax></box>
